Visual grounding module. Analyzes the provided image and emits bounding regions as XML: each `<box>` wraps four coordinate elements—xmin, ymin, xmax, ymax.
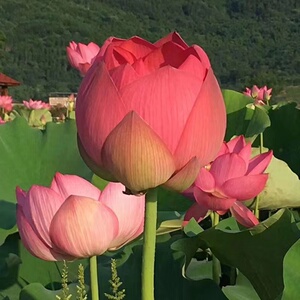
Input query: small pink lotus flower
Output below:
<box><xmin>66</xmin><ymin>41</ymin><xmax>100</xmax><ymax>75</ymax></box>
<box><xmin>262</xmin><ymin>87</ymin><xmax>272</xmax><ymax>102</ymax></box>
<box><xmin>243</xmin><ymin>85</ymin><xmax>272</xmax><ymax>105</ymax></box>
<box><xmin>184</xmin><ymin>136</ymin><xmax>273</xmax><ymax>227</ymax></box>
<box><xmin>66</xmin><ymin>94</ymin><xmax>76</xmax><ymax>112</ymax></box>
<box><xmin>0</xmin><ymin>95</ymin><xmax>13</xmax><ymax>112</ymax></box>
<box><xmin>0</xmin><ymin>117</ymin><xmax>6</xmax><ymax>124</ymax></box>
<box><xmin>68</xmin><ymin>93</ymin><xmax>75</xmax><ymax>102</ymax></box>
<box><xmin>16</xmin><ymin>173</ymin><xmax>145</xmax><ymax>261</ymax></box>
<box><xmin>23</xmin><ymin>99</ymin><xmax>51</xmax><ymax>110</ymax></box>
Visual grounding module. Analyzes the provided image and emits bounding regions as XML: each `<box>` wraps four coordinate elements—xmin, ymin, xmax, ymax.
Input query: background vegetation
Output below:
<box><xmin>0</xmin><ymin>0</ymin><xmax>299</xmax><ymax>101</ymax></box>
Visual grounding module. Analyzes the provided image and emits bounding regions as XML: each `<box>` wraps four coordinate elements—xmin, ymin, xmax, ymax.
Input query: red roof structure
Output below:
<box><xmin>0</xmin><ymin>73</ymin><xmax>21</xmax><ymax>95</ymax></box>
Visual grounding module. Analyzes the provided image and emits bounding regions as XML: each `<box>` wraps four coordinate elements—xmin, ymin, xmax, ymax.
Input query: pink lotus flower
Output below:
<box><xmin>262</xmin><ymin>87</ymin><xmax>272</xmax><ymax>102</ymax></box>
<box><xmin>68</xmin><ymin>93</ymin><xmax>76</xmax><ymax>102</ymax></box>
<box><xmin>16</xmin><ymin>173</ymin><xmax>145</xmax><ymax>261</ymax></box>
<box><xmin>0</xmin><ymin>95</ymin><xmax>13</xmax><ymax>112</ymax></box>
<box><xmin>66</xmin><ymin>41</ymin><xmax>100</xmax><ymax>75</ymax></box>
<box><xmin>243</xmin><ymin>85</ymin><xmax>272</xmax><ymax>105</ymax></box>
<box><xmin>23</xmin><ymin>99</ymin><xmax>51</xmax><ymax>110</ymax></box>
<box><xmin>0</xmin><ymin>117</ymin><xmax>6</xmax><ymax>124</ymax></box>
<box><xmin>184</xmin><ymin>136</ymin><xmax>273</xmax><ymax>227</ymax></box>
<box><xmin>76</xmin><ymin>32</ymin><xmax>226</xmax><ymax>194</ymax></box>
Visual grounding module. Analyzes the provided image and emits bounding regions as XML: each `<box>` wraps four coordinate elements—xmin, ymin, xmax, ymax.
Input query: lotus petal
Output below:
<box><xmin>154</xmin><ymin>32</ymin><xmax>189</xmax><ymax>49</ymax></box>
<box><xmin>230</xmin><ymin>201</ymin><xmax>259</xmax><ymax>227</ymax></box>
<box><xmin>21</xmin><ymin>186</ymin><xmax>64</xmax><ymax>247</ymax></box>
<box><xmin>17</xmin><ymin>206</ymin><xmax>70</xmax><ymax>261</ymax></box>
<box><xmin>118</xmin><ymin>36</ymin><xmax>155</xmax><ymax>59</ymax></box>
<box><xmin>182</xmin><ymin>185</ymin><xmax>195</xmax><ymax>200</ymax></box>
<box><xmin>97</xmin><ymin>37</ymin><xmax>124</xmax><ymax>58</ymax></box>
<box><xmin>86</xmin><ymin>42</ymin><xmax>100</xmax><ymax>57</ymax></box>
<box><xmin>179</xmin><ymin>51</ymin><xmax>207</xmax><ymax>81</ymax></box>
<box><xmin>120</xmin><ymin>65</ymin><xmax>202</xmax><ymax>154</ymax></box>
<box><xmin>16</xmin><ymin>187</ymin><xmax>27</xmax><ymax>206</ymax></box>
<box><xmin>142</xmin><ymin>41</ymin><xmax>186</xmax><ymax>72</ymax></box>
<box><xmin>50</xmin><ymin>172</ymin><xmax>101</xmax><ymax>201</ymax></box>
<box><xmin>216</xmin><ymin>142</ymin><xmax>229</xmax><ymax>157</ymax></box>
<box><xmin>77</xmin><ymin>43</ymin><xmax>97</xmax><ymax>63</ymax></box>
<box><xmin>221</xmin><ymin>174</ymin><xmax>268</xmax><ymax>200</ymax></box>
<box><xmin>226</xmin><ymin>136</ymin><xmax>246</xmax><ymax>153</ymax></box>
<box><xmin>76</xmin><ymin>61</ymin><xmax>128</xmax><ymax>167</ymax></box>
<box><xmin>247</xmin><ymin>151</ymin><xmax>273</xmax><ymax>175</ymax></box>
<box><xmin>78</xmin><ymin>62</ymin><xmax>92</xmax><ymax>76</ymax></box>
<box><xmin>164</xmin><ymin>157</ymin><xmax>200</xmax><ymax>192</ymax></box>
<box><xmin>103</xmin><ymin>45</ymin><xmax>136</xmax><ymax>70</ymax></box>
<box><xmin>66</xmin><ymin>47</ymin><xmax>82</xmax><ymax>68</ymax></box>
<box><xmin>100</xmin><ymin>182</ymin><xmax>145</xmax><ymax>249</ymax></box>
<box><xmin>210</xmin><ymin>153</ymin><xmax>247</xmax><ymax>188</ymax></box>
<box><xmin>183</xmin><ymin>202</ymin><xmax>208</xmax><ymax>225</ymax></box>
<box><xmin>195</xmin><ymin>167</ymin><xmax>215</xmax><ymax>193</ymax></box>
<box><xmin>191</xmin><ymin>45</ymin><xmax>211</xmax><ymax>69</ymax></box>
<box><xmin>194</xmin><ymin>187</ymin><xmax>236</xmax><ymax>211</ymax></box>
<box><xmin>109</xmin><ymin>63</ymin><xmax>140</xmax><ymax>90</ymax></box>
<box><xmin>50</xmin><ymin>196</ymin><xmax>118</xmax><ymax>258</ymax></box>
<box><xmin>238</xmin><ymin>143</ymin><xmax>252</xmax><ymax>167</ymax></box>
<box><xmin>174</xmin><ymin>68</ymin><xmax>226</xmax><ymax>169</ymax></box>
<box><xmin>102</xmin><ymin>111</ymin><xmax>176</xmax><ymax>193</ymax></box>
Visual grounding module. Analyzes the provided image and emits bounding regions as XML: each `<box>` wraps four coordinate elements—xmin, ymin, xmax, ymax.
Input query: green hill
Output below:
<box><xmin>0</xmin><ymin>0</ymin><xmax>299</xmax><ymax>101</ymax></box>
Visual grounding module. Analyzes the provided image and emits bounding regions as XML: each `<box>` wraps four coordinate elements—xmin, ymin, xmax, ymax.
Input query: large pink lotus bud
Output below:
<box><xmin>66</xmin><ymin>41</ymin><xmax>100</xmax><ymax>75</ymax></box>
<box><xmin>16</xmin><ymin>173</ymin><xmax>145</xmax><ymax>261</ymax></box>
<box><xmin>184</xmin><ymin>136</ymin><xmax>273</xmax><ymax>227</ymax></box>
<box><xmin>76</xmin><ymin>32</ymin><xmax>227</xmax><ymax>194</ymax></box>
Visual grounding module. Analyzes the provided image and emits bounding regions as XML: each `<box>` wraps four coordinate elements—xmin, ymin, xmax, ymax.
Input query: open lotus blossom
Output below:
<box><xmin>76</xmin><ymin>32</ymin><xmax>226</xmax><ymax>194</ymax></box>
<box><xmin>0</xmin><ymin>95</ymin><xmax>13</xmax><ymax>112</ymax></box>
<box><xmin>23</xmin><ymin>99</ymin><xmax>51</xmax><ymax>110</ymax></box>
<box><xmin>184</xmin><ymin>136</ymin><xmax>273</xmax><ymax>227</ymax></box>
<box><xmin>66</xmin><ymin>41</ymin><xmax>100</xmax><ymax>75</ymax></box>
<box><xmin>16</xmin><ymin>173</ymin><xmax>145</xmax><ymax>261</ymax></box>
<box><xmin>243</xmin><ymin>85</ymin><xmax>272</xmax><ymax>105</ymax></box>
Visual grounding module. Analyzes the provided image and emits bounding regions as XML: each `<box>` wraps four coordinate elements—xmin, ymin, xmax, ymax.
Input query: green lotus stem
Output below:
<box><xmin>254</xmin><ymin>132</ymin><xmax>264</xmax><ymax>218</ymax></box>
<box><xmin>141</xmin><ymin>188</ymin><xmax>158</xmax><ymax>300</ymax></box>
<box><xmin>212</xmin><ymin>212</ymin><xmax>220</xmax><ymax>284</ymax></box>
<box><xmin>90</xmin><ymin>256</ymin><xmax>99</xmax><ymax>300</ymax></box>
<box><xmin>254</xmin><ymin>195</ymin><xmax>260</xmax><ymax>218</ymax></box>
<box><xmin>259</xmin><ymin>132</ymin><xmax>264</xmax><ymax>154</ymax></box>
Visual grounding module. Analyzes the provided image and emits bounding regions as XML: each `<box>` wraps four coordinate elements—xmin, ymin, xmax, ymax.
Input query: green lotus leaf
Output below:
<box><xmin>247</xmin><ymin>148</ymin><xmax>300</xmax><ymax>209</ymax></box>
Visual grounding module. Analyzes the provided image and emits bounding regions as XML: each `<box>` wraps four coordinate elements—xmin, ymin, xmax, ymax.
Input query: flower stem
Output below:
<box><xmin>254</xmin><ymin>132</ymin><xmax>264</xmax><ymax>218</ymax></box>
<box><xmin>141</xmin><ymin>188</ymin><xmax>158</xmax><ymax>300</ymax></box>
<box><xmin>0</xmin><ymin>108</ymin><xmax>4</xmax><ymax>119</ymax></box>
<box><xmin>259</xmin><ymin>132</ymin><xmax>264</xmax><ymax>154</ymax></box>
<box><xmin>254</xmin><ymin>195</ymin><xmax>260</xmax><ymax>218</ymax></box>
<box><xmin>212</xmin><ymin>212</ymin><xmax>220</xmax><ymax>284</ymax></box>
<box><xmin>90</xmin><ymin>256</ymin><xmax>99</xmax><ymax>300</ymax></box>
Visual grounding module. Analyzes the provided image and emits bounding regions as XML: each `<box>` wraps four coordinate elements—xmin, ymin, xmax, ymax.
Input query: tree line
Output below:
<box><xmin>0</xmin><ymin>0</ymin><xmax>299</xmax><ymax>101</ymax></box>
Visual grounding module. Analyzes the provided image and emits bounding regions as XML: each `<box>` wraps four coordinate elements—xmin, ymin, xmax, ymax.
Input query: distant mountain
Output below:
<box><xmin>0</xmin><ymin>0</ymin><xmax>299</xmax><ymax>101</ymax></box>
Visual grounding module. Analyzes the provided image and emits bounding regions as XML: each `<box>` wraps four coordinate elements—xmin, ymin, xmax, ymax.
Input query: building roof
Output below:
<box><xmin>0</xmin><ymin>73</ymin><xmax>21</xmax><ymax>86</ymax></box>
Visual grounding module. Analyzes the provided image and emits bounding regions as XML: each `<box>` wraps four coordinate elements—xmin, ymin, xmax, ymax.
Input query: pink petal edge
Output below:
<box><xmin>230</xmin><ymin>201</ymin><xmax>259</xmax><ymax>228</ymax></box>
